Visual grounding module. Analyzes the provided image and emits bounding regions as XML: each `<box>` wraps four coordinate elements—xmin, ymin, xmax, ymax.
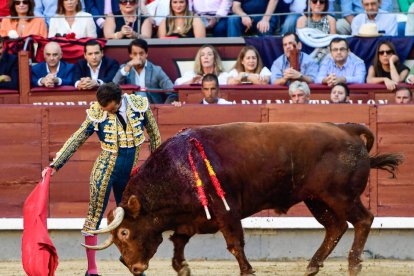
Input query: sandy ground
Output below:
<box><xmin>4</xmin><ymin>259</ymin><xmax>414</xmax><ymax>276</ymax></box>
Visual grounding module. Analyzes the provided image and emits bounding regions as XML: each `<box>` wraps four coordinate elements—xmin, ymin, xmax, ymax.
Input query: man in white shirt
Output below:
<box><xmin>201</xmin><ymin>73</ymin><xmax>233</xmax><ymax>104</ymax></box>
<box><xmin>351</xmin><ymin>0</ymin><xmax>397</xmax><ymax>36</ymax></box>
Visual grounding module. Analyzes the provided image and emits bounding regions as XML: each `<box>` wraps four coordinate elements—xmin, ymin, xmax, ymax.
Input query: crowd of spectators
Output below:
<box><xmin>1</xmin><ymin>0</ymin><xmax>414</xmax><ymax>105</ymax></box>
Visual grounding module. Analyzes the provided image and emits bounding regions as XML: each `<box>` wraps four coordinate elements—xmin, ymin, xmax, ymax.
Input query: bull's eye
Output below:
<box><xmin>118</xmin><ymin>228</ymin><xmax>129</xmax><ymax>240</ymax></box>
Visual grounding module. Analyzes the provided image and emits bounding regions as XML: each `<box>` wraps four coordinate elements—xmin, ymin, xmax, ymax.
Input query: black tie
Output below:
<box><xmin>116</xmin><ymin>111</ymin><xmax>127</xmax><ymax>131</ymax></box>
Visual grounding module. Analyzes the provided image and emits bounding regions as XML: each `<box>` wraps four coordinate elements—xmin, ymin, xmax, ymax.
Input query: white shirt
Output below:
<box><xmin>38</xmin><ymin>62</ymin><xmax>62</xmax><ymax>86</ymax></box>
<box><xmin>120</xmin><ymin>61</ymin><xmax>148</xmax><ymax>88</ymax></box>
<box><xmin>48</xmin><ymin>11</ymin><xmax>97</xmax><ymax>38</ymax></box>
<box><xmin>351</xmin><ymin>10</ymin><xmax>398</xmax><ymax>36</ymax></box>
<box><xmin>74</xmin><ymin>61</ymin><xmax>103</xmax><ymax>88</ymax></box>
<box><xmin>227</xmin><ymin>67</ymin><xmax>271</xmax><ymax>79</ymax></box>
<box><xmin>174</xmin><ymin>71</ymin><xmax>229</xmax><ymax>85</ymax></box>
<box><xmin>202</xmin><ymin>98</ymin><xmax>233</xmax><ymax>104</ymax></box>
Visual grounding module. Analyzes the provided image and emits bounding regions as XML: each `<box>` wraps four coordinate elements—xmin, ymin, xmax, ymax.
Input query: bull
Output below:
<box><xmin>83</xmin><ymin>122</ymin><xmax>403</xmax><ymax>276</ymax></box>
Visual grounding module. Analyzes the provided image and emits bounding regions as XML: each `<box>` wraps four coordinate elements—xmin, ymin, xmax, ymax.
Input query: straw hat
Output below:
<box><xmin>357</xmin><ymin>23</ymin><xmax>382</xmax><ymax>37</ymax></box>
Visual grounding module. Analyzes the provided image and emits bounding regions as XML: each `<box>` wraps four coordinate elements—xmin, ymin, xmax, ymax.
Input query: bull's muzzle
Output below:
<box><xmin>131</xmin><ymin>262</ymin><xmax>148</xmax><ymax>275</ymax></box>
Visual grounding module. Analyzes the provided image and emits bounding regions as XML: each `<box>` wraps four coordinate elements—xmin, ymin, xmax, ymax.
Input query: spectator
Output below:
<box><xmin>288</xmin><ymin>80</ymin><xmax>310</xmax><ymax>103</ymax></box>
<box><xmin>158</xmin><ymin>0</ymin><xmax>205</xmax><ymax>38</ymax></box>
<box><xmin>0</xmin><ymin>0</ymin><xmax>47</xmax><ymax>38</ymax></box>
<box><xmin>405</xmin><ymin>63</ymin><xmax>414</xmax><ymax>84</ymax></box>
<box><xmin>113</xmin><ymin>38</ymin><xmax>175</xmax><ymax>104</ymax></box>
<box><xmin>316</xmin><ymin>38</ymin><xmax>366</xmax><ymax>86</ymax></box>
<box><xmin>85</xmin><ymin>0</ymin><xmax>120</xmax><ymax>37</ymax></box>
<box><xmin>405</xmin><ymin>3</ymin><xmax>414</xmax><ymax>36</ymax></box>
<box><xmin>34</xmin><ymin>0</ymin><xmax>57</xmax><ymax>26</ymax></box>
<box><xmin>296</xmin><ymin>0</ymin><xmax>336</xmax><ymax>34</ymax></box>
<box><xmin>227</xmin><ymin>45</ymin><xmax>271</xmax><ymax>85</ymax></box>
<box><xmin>201</xmin><ymin>73</ymin><xmax>233</xmax><ymax>104</ymax></box>
<box><xmin>74</xmin><ymin>40</ymin><xmax>120</xmax><ymax>90</ymax></box>
<box><xmin>0</xmin><ymin>37</ymin><xmax>18</xmax><ymax>90</ymax></box>
<box><xmin>227</xmin><ymin>0</ymin><xmax>279</xmax><ymax>37</ymax></box>
<box><xmin>48</xmin><ymin>0</ymin><xmax>97</xmax><ymax>38</ymax></box>
<box><xmin>280</xmin><ymin>0</ymin><xmax>306</xmax><ymax>35</ymax></box>
<box><xmin>366</xmin><ymin>41</ymin><xmax>409</xmax><ymax>91</ymax></box>
<box><xmin>394</xmin><ymin>87</ymin><xmax>412</xmax><ymax>104</ymax></box>
<box><xmin>270</xmin><ymin>32</ymin><xmax>318</xmax><ymax>85</ymax></box>
<box><xmin>140</xmin><ymin>0</ymin><xmax>170</xmax><ymax>38</ymax></box>
<box><xmin>175</xmin><ymin>44</ymin><xmax>228</xmax><ymax>85</ymax></box>
<box><xmin>31</xmin><ymin>42</ymin><xmax>74</xmax><ymax>87</ymax></box>
<box><xmin>190</xmin><ymin>0</ymin><xmax>231</xmax><ymax>37</ymax></box>
<box><xmin>104</xmin><ymin>0</ymin><xmax>143</xmax><ymax>39</ymax></box>
<box><xmin>330</xmin><ymin>82</ymin><xmax>350</xmax><ymax>103</ymax></box>
<box><xmin>350</xmin><ymin>0</ymin><xmax>397</xmax><ymax>36</ymax></box>
<box><xmin>337</xmin><ymin>0</ymin><xmax>394</xmax><ymax>34</ymax></box>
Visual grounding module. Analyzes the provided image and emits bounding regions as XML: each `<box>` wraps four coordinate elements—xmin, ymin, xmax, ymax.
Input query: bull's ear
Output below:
<box><xmin>127</xmin><ymin>195</ymin><xmax>141</xmax><ymax>218</ymax></box>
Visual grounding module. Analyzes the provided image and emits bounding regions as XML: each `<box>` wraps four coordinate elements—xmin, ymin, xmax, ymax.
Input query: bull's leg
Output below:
<box><xmin>346</xmin><ymin>199</ymin><xmax>374</xmax><ymax>276</ymax></box>
<box><xmin>304</xmin><ymin>199</ymin><xmax>348</xmax><ymax>276</ymax></box>
<box><xmin>219</xmin><ymin>221</ymin><xmax>255</xmax><ymax>276</ymax></box>
<box><xmin>170</xmin><ymin>233</ymin><xmax>192</xmax><ymax>276</ymax></box>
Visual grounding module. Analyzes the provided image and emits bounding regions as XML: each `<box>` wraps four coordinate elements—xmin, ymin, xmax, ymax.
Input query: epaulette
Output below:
<box><xmin>125</xmin><ymin>94</ymin><xmax>149</xmax><ymax>112</ymax></box>
<box><xmin>86</xmin><ymin>102</ymin><xmax>107</xmax><ymax>123</ymax></box>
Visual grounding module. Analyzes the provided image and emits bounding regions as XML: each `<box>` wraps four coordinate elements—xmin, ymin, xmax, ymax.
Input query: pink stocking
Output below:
<box><xmin>85</xmin><ymin>235</ymin><xmax>98</xmax><ymax>275</ymax></box>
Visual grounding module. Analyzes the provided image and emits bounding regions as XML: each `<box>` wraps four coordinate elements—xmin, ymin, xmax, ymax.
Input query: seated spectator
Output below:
<box><xmin>394</xmin><ymin>87</ymin><xmax>413</xmax><ymax>104</ymax></box>
<box><xmin>351</xmin><ymin>0</ymin><xmax>397</xmax><ymax>36</ymax></box>
<box><xmin>104</xmin><ymin>0</ymin><xmax>143</xmax><ymax>39</ymax></box>
<box><xmin>74</xmin><ymin>40</ymin><xmax>119</xmax><ymax>90</ymax></box>
<box><xmin>330</xmin><ymin>83</ymin><xmax>350</xmax><ymax>103</ymax></box>
<box><xmin>140</xmin><ymin>0</ymin><xmax>170</xmax><ymax>38</ymax></box>
<box><xmin>405</xmin><ymin>3</ymin><xmax>414</xmax><ymax>36</ymax></box>
<box><xmin>0</xmin><ymin>0</ymin><xmax>47</xmax><ymax>38</ymax></box>
<box><xmin>227</xmin><ymin>0</ymin><xmax>279</xmax><ymax>37</ymax></box>
<box><xmin>158</xmin><ymin>0</ymin><xmax>205</xmax><ymax>38</ymax></box>
<box><xmin>296</xmin><ymin>0</ymin><xmax>336</xmax><ymax>34</ymax></box>
<box><xmin>288</xmin><ymin>80</ymin><xmax>310</xmax><ymax>104</ymax></box>
<box><xmin>48</xmin><ymin>0</ymin><xmax>97</xmax><ymax>38</ymax></box>
<box><xmin>270</xmin><ymin>32</ymin><xmax>318</xmax><ymax>85</ymax></box>
<box><xmin>366</xmin><ymin>41</ymin><xmax>409</xmax><ymax>91</ymax></box>
<box><xmin>227</xmin><ymin>45</ymin><xmax>271</xmax><ymax>85</ymax></box>
<box><xmin>405</xmin><ymin>63</ymin><xmax>414</xmax><ymax>84</ymax></box>
<box><xmin>280</xmin><ymin>0</ymin><xmax>306</xmax><ymax>35</ymax></box>
<box><xmin>190</xmin><ymin>0</ymin><xmax>230</xmax><ymax>37</ymax></box>
<box><xmin>175</xmin><ymin>44</ymin><xmax>228</xmax><ymax>85</ymax></box>
<box><xmin>201</xmin><ymin>73</ymin><xmax>233</xmax><ymax>104</ymax></box>
<box><xmin>31</xmin><ymin>42</ymin><xmax>74</xmax><ymax>87</ymax></box>
<box><xmin>0</xmin><ymin>37</ymin><xmax>18</xmax><ymax>90</ymax></box>
<box><xmin>113</xmin><ymin>39</ymin><xmax>174</xmax><ymax>104</ymax></box>
<box><xmin>34</xmin><ymin>0</ymin><xmax>57</xmax><ymax>26</ymax></box>
<box><xmin>316</xmin><ymin>38</ymin><xmax>366</xmax><ymax>86</ymax></box>
<box><xmin>85</xmin><ymin>0</ymin><xmax>120</xmax><ymax>37</ymax></box>
<box><xmin>337</xmin><ymin>0</ymin><xmax>393</xmax><ymax>35</ymax></box>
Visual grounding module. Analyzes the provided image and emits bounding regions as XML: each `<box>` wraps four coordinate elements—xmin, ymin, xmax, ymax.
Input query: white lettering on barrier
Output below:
<box><xmin>32</xmin><ymin>101</ymin><xmax>95</xmax><ymax>106</ymax></box>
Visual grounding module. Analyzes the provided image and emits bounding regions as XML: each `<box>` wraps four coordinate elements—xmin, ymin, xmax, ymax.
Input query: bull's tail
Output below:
<box><xmin>370</xmin><ymin>153</ymin><xmax>404</xmax><ymax>178</ymax></box>
<box><xmin>337</xmin><ymin>123</ymin><xmax>374</xmax><ymax>152</ymax></box>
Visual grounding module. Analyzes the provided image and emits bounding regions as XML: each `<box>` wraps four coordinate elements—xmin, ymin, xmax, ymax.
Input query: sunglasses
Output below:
<box><xmin>14</xmin><ymin>0</ymin><xmax>29</xmax><ymax>5</ymax></box>
<box><xmin>378</xmin><ymin>50</ymin><xmax>394</xmax><ymax>56</ymax></box>
<box><xmin>311</xmin><ymin>0</ymin><xmax>326</xmax><ymax>4</ymax></box>
<box><xmin>119</xmin><ymin>0</ymin><xmax>136</xmax><ymax>5</ymax></box>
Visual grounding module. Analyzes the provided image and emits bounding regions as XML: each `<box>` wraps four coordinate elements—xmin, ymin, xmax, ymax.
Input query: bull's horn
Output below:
<box><xmin>81</xmin><ymin>235</ymin><xmax>113</xmax><ymax>250</ymax></box>
<box><xmin>87</xmin><ymin>207</ymin><xmax>125</xmax><ymax>234</ymax></box>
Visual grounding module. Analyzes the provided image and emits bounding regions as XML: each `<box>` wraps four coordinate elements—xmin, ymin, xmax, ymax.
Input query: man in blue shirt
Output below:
<box><xmin>271</xmin><ymin>32</ymin><xmax>318</xmax><ymax>85</ymax></box>
<box><xmin>227</xmin><ymin>0</ymin><xmax>280</xmax><ymax>37</ymax></box>
<box><xmin>316</xmin><ymin>38</ymin><xmax>366</xmax><ymax>86</ymax></box>
<box><xmin>337</xmin><ymin>0</ymin><xmax>393</xmax><ymax>34</ymax></box>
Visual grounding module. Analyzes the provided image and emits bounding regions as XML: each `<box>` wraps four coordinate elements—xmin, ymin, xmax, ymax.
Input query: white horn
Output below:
<box><xmin>87</xmin><ymin>207</ymin><xmax>125</xmax><ymax>234</ymax></box>
<box><xmin>81</xmin><ymin>235</ymin><xmax>113</xmax><ymax>250</ymax></box>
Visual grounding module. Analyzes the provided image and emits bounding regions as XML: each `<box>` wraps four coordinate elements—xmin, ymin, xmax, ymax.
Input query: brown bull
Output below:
<box><xmin>84</xmin><ymin>122</ymin><xmax>402</xmax><ymax>276</ymax></box>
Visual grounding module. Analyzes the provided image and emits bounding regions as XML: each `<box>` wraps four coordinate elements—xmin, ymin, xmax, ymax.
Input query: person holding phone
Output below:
<box><xmin>104</xmin><ymin>0</ymin><xmax>141</xmax><ymax>39</ymax></box>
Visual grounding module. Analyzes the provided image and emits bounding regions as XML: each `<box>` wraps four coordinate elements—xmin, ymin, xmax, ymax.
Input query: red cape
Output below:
<box><xmin>22</xmin><ymin>168</ymin><xmax>58</xmax><ymax>276</ymax></box>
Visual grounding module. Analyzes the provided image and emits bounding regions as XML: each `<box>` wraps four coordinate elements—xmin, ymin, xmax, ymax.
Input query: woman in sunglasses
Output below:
<box><xmin>157</xmin><ymin>0</ymin><xmax>205</xmax><ymax>38</ymax></box>
<box><xmin>0</xmin><ymin>0</ymin><xmax>47</xmax><ymax>38</ymax></box>
<box><xmin>48</xmin><ymin>0</ymin><xmax>97</xmax><ymax>38</ymax></box>
<box><xmin>366</xmin><ymin>41</ymin><xmax>409</xmax><ymax>91</ymax></box>
<box><xmin>104</xmin><ymin>0</ymin><xmax>143</xmax><ymax>39</ymax></box>
<box><xmin>296</xmin><ymin>0</ymin><xmax>336</xmax><ymax>34</ymax></box>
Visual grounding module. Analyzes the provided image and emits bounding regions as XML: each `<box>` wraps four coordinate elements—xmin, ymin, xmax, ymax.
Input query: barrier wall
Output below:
<box><xmin>0</xmin><ymin>104</ymin><xmax>412</xmax><ymax>219</ymax></box>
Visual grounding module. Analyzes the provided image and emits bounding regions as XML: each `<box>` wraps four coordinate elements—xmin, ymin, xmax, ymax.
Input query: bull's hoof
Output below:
<box><xmin>304</xmin><ymin>266</ymin><xmax>319</xmax><ymax>276</ymax></box>
<box><xmin>349</xmin><ymin>263</ymin><xmax>362</xmax><ymax>276</ymax></box>
<box><xmin>177</xmin><ymin>261</ymin><xmax>191</xmax><ymax>276</ymax></box>
<box><xmin>240</xmin><ymin>269</ymin><xmax>256</xmax><ymax>275</ymax></box>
